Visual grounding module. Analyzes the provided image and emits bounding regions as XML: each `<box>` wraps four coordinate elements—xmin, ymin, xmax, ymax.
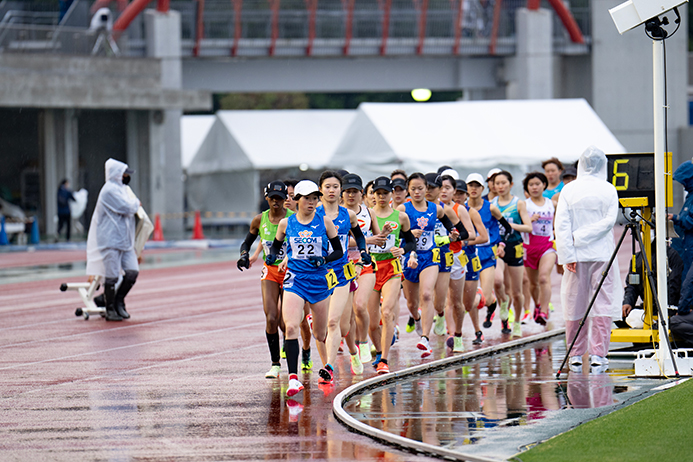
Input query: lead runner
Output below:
<box><xmin>264</xmin><ymin>180</ymin><xmax>344</xmax><ymax>397</ymax></box>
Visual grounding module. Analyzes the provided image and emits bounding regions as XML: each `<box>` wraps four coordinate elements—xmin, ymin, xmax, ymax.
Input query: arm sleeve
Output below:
<box><xmin>498</xmin><ymin>216</ymin><xmax>513</xmax><ymax>235</ymax></box>
<box><xmin>240</xmin><ymin>231</ymin><xmax>258</xmax><ymax>254</ymax></box>
<box><xmin>400</xmin><ymin>229</ymin><xmax>417</xmax><ymax>254</ymax></box>
<box><xmin>269</xmin><ymin>237</ymin><xmax>283</xmax><ymax>257</ymax></box>
<box><xmin>453</xmin><ymin>221</ymin><xmax>469</xmax><ymax>241</ymax></box>
<box><xmin>351</xmin><ymin>225</ymin><xmax>367</xmax><ymax>251</ymax></box>
<box><xmin>325</xmin><ymin>235</ymin><xmax>344</xmax><ymax>263</ymax></box>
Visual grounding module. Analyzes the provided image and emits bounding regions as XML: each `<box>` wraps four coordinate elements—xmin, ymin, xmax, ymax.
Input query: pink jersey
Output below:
<box><xmin>523</xmin><ymin>197</ymin><xmax>554</xmax><ymax>247</ymax></box>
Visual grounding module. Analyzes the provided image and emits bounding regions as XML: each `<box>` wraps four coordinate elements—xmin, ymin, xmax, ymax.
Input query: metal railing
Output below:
<box><xmin>0</xmin><ymin>0</ymin><xmax>590</xmax><ymax>57</ymax></box>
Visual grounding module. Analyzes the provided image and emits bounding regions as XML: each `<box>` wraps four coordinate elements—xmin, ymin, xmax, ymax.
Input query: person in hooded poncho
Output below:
<box><xmin>86</xmin><ymin>159</ymin><xmax>141</xmax><ymax>321</ymax></box>
<box><xmin>555</xmin><ymin>146</ymin><xmax>622</xmax><ymax>373</ymax></box>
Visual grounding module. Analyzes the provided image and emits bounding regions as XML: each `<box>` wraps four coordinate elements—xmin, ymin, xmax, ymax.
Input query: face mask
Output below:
<box><xmin>122</xmin><ymin>175</ymin><xmax>131</xmax><ymax>185</ymax></box>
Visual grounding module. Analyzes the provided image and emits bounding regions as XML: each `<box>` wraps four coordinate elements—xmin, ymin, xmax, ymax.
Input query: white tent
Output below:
<box><xmin>186</xmin><ymin>110</ymin><xmax>355</xmax><ymax>222</ymax></box>
<box><xmin>329</xmin><ymin>99</ymin><xmax>626</xmax><ymax>187</ymax></box>
<box><xmin>181</xmin><ymin>115</ymin><xmax>216</xmax><ymax>170</ymax></box>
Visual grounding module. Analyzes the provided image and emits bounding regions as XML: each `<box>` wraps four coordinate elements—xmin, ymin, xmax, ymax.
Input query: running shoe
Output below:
<box><xmin>318</xmin><ymin>366</ymin><xmax>334</xmax><ymax>384</ymax></box>
<box><xmin>287</xmin><ymin>377</ymin><xmax>304</xmax><ymax>397</ymax></box>
<box><xmin>265</xmin><ymin>364</ymin><xmax>281</xmax><ymax>379</ymax></box>
<box><xmin>533</xmin><ymin>306</ymin><xmax>541</xmax><ymax>323</ymax></box>
<box><xmin>472</xmin><ymin>330</ymin><xmax>484</xmax><ymax>345</ymax></box>
<box><xmin>521</xmin><ymin>308</ymin><xmax>532</xmax><ymax>324</ymax></box>
<box><xmin>286</xmin><ymin>399</ymin><xmax>304</xmax><ymax>422</ymax></box>
<box><xmin>536</xmin><ymin>310</ymin><xmax>548</xmax><ymax>326</ymax></box>
<box><xmin>446</xmin><ymin>336</ymin><xmax>454</xmax><ymax>349</ymax></box>
<box><xmin>414</xmin><ymin>318</ymin><xmax>423</xmax><ymax>337</ymax></box>
<box><xmin>406</xmin><ymin>316</ymin><xmax>416</xmax><ymax>333</ymax></box>
<box><xmin>417</xmin><ymin>336</ymin><xmax>432</xmax><ymax>358</ymax></box>
<box><xmin>359</xmin><ymin>342</ymin><xmax>372</xmax><ymax>363</ymax></box>
<box><xmin>476</xmin><ymin>287</ymin><xmax>487</xmax><ymax>310</ymax></box>
<box><xmin>569</xmin><ymin>355</ymin><xmax>583</xmax><ymax>373</ymax></box>
<box><xmin>350</xmin><ymin>353</ymin><xmax>364</xmax><ymax>375</ymax></box>
<box><xmin>512</xmin><ymin>322</ymin><xmax>522</xmax><ymax>338</ymax></box>
<box><xmin>483</xmin><ymin>301</ymin><xmax>497</xmax><ymax>328</ymax></box>
<box><xmin>372</xmin><ymin>352</ymin><xmax>382</xmax><ymax>368</ymax></box>
<box><xmin>376</xmin><ymin>361</ymin><xmax>390</xmax><ymax>375</ymax></box>
<box><xmin>394</xmin><ymin>325</ymin><xmax>400</xmax><ymax>342</ymax></box>
<box><xmin>301</xmin><ymin>349</ymin><xmax>312</xmax><ymax>370</ymax></box>
<box><xmin>501</xmin><ymin>319</ymin><xmax>512</xmax><ymax>335</ymax></box>
<box><xmin>281</xmin><ymin>341</ymin><xmax>286</xmax><ymax>359</ymax></box>
<box><xmin>453</xmin><ymin>335</ymin><xmax>464</xmax><ymax>353</ymax></box>
<box><xmin>549</xmin><ymin>302</ymin><xmax>555</xmax><ymax>313</ymax></box>
<box><xmin>499</xmin><ymin>298</ymin><xmax>510</xmax><ymax>321</ymax></box>
<box><xmin>306</xmin><ymin>313</ymin><xmax>313</xmax><ymax>333</ymax></box>
<box><xmin>433</xmin><ymin>313</ymin><xmax>446</xmax><ymax>336</ymax></box>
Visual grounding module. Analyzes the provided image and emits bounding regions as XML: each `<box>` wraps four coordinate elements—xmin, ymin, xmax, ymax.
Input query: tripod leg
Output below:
<box><xmin>632</xmin><ymin>229</ymin><xmax>680</xmax><ymax>376</ymax></box>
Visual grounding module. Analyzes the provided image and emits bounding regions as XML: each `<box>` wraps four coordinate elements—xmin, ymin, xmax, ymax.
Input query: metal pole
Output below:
<box><xmin>653</xmin><ymin>39</ymin><xmax>670</xmax><ymax>367</ymax></box>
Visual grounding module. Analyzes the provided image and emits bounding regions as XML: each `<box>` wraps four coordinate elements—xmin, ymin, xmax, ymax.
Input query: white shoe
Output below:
<box><xmin>590</xmin><ymin>355</ymin><xmax>609</xmax><ymax>367</ymax></box>
<box><xmin>287</xmin><ymin>377</ymin><xmax>304</xmax><ymax>397</ymax></box>
<box><xmin>417</xmin><ymin>336</ymin><xmax>432</xmax><ymax>358</ymax></box>
<box><xmin>433</xmin><ymin>314</ymin><xmax>446</xmax><ymax>336</ymax></box>
<box><xmin>569</xmin><ymin>355</ymin><xmax>583</xmax><ymax>373</ymax></box>
<box><xmin>512</xmin><ymin>322</ymin><xmax>522</xmax><ymax>338</ymax></box>
<box><xmin>265</xmin><ymin>364</ymin><xmax>281</xmax><ymax>379</ymax></box>
<box><xmin>359</xmin><ymin>342</ymin><xmax>372</xmax><ymax>363</ymax></box>
<box><xmin>414</xmin><ymin>318</ymin><xmax>423</xmax><ymax>337</ymax></box>
<box><xmin>350</xmin><ymin>353</ymin><xmax>364</xmax><ymax>375</ymax></box>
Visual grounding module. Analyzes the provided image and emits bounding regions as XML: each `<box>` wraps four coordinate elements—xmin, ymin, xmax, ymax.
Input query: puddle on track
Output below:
<box><xmin>344</xmin><ymin>339</ymin><xmax>673</xmax><ymax>459</ymax></box>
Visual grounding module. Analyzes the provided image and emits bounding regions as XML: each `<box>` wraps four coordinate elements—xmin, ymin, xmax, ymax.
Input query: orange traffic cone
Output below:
<box><xmin>153</xmin><ymin>213</ymin><xmax>164</xmax><ymax>241</ymax></box>
<box><xmin>192</xmin><ymin>210</ymin><xmax>205</xmax><ymax>240</ymax></box>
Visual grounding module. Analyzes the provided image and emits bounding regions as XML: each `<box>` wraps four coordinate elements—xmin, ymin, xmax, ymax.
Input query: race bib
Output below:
<box><xmin>459</xmin><ymin>252</ymin><xmax>469</xmax><ymax>267</ymax></box>
<box><xmin>432</xmin><ymin>248</ymin><xmax>440</xmax><ymax>263</ymax></box>
<box><xmin>343</xmin><ymin>261</ymin><xmax>356</xmax><ymax>281</ymax></box>
<box><xmin>472</xmin><ymin>256</ymin><xmax>482</xmax><ymax>272</ymax></box>
<box><xmin>445</xmin><ymin>251</ymin><xmax>454</xmax><ymax>267</ymax></box>
<box><xmin>263</xmin><ymin>239</ymin><xmax>287</xmax><ymax>262</ymax></box>
<box><xmin>290</xmin><ymin>236</ymin><xmax>322</xmax><ymax>260</ymax></box>
<box><xmin>283</xmin><ymin>270</ymin><xmax>295</xmax><ymax>289</ymax></box>
<box><xmin>515</xmin><ymin>244</ymin><xmax>524</xmax><ymax>259</ymax></box>
<box><xmin>391</xmin><ymin>258</ymin><xmax>402</xmax><ymax>275</ymax></box>
<box><xmin>369</xmin><ymin>234</ymin><xmax>396</xmax><ymax>254</ymax></box>
<box><xmin>416</xmin><ymin>231</ymin><xmax>434</xmax><ymax>251</ymax></box>
<box><xmin>326</xmin><ymin>269</ymin><xmax>338</xmax><ymax>289</ymax></box>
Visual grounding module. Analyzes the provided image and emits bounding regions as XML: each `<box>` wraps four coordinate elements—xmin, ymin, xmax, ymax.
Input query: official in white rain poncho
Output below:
<box><xmin>86</xmin><ymin>158</ymin><xmax>141</xmax><ymax>321</ymax></box>
<box><xmin>555</xmin><ymin>146</ymin><xmax>622</xmax><ymax>372</ymax></box>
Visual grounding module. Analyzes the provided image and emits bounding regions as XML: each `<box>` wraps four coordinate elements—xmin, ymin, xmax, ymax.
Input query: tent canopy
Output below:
<box><xmin>329</xmin><ymin>99</ymin><xmax>626</xmax><ymax>180</ymax></box>
<box><xmin>187</xmin><ymin>110</ymin><xmax>356</xmax><ymax>175</ymax></box>
<box><xmin>181</xmin><ymin>115</ymin><xmax>215</xmax><ymax>170</ymax></box>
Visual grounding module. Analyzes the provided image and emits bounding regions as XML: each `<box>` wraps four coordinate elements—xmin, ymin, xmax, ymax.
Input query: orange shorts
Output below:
<box><xmin>360</xmin><ymin>263</ymin><xmax>374</xmax><ymax>276</ymax></box>
<box><xmin>373</xmin><ymin>258</ymin><xmax>403</xmax><ymax>292</ymax></box>
<box><xmin>261</xmin><ymin>263</ymin><xmax>285</xmax><ymax>285</ymax></box>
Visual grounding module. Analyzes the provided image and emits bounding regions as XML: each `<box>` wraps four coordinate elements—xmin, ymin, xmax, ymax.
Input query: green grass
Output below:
<box><xmin>517</xmin><ymin>378</ymin><xmax>693</xmax><ymax>462</ymax></box>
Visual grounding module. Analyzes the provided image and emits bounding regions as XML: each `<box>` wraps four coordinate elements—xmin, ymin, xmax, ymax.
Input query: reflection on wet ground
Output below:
<box><xmin>345</xmin><ymin>339</ymin><xmax>674</xmax><ymax>460</ymax></box>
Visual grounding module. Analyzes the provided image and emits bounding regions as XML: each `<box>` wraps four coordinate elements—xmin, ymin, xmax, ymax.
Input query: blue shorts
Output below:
<box><xmin>477</xmin><ymin>245</ymin><xmax>497</xmax><ymax>272</ymax></box>
<box><xmin>282</xmin><ymin>269</ymin><xmax>333</xmax><ymax>304</ymax></box>
<box><xmin>464</xmin><ymin>249</ymin><xmax>482</xmax><ymax>281</ymax></box>
<box><xmin>403</xmin><ymin>250</ymin><xmax>439</xmax><ymax>283</ymax></box>
<box><xmin>327</xmin><ymin>260</ymin><xmax>357</xmax><ymax>288</ymax></box>
<box><xmin>438</xmin><ymin>247</ymin><xmax>453</xmax><ymax>274</ymax></box>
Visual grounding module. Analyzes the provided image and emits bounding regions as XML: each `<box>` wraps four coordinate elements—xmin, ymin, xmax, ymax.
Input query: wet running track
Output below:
<box><xmin>0</xmin><ymin>243</ymin><xmax>617</xmax><ymax>461</ymax></box>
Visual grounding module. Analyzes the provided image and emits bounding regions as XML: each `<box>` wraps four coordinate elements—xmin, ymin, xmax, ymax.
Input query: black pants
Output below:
<box><xmin>670</xmin><ymin>311</ymin><xmax>693</xmax><ymax>348</ymax></box>
<box><xmin>57</xmin><ymin>213</ymin><xmax>71</xmax><ymax>241</ymax></box>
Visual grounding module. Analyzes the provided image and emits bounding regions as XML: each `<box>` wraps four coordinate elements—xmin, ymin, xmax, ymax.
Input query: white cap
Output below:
<box><xmin>293</xmin><ymin>180</ymin><xmax>322</xmax><ymax>198</ymax></box>
<box><xmin>465</xmin><ymin>173</ymin><xmax>485</xmax><ymax>186</ymax></box>
<box><xmin>440</xmin><ymin>168</ymin><xmax>460</xmax><ymax>180</ymax></box>
<box><xmin>486</xmin><ymin>168</ymin><xmax>502</xmax><ymax>181</ymax></box>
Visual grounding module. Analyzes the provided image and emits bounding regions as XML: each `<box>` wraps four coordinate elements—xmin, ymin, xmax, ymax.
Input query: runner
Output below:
<box><xmin>237</xmin><ymin>181</ymin><xmax>293</xmax><ymax>379</ymax></box>
<box><xmin>364</xmin><ymin>179</ymin><xmax>376</xmax><ymax>208</ymax></box>
<box><xmin>263</xmin><ymin>180</ymin><xmax>344</xmax><ymax>397</ymax></box>
<box><xmin>437</xmin><ymin>173</ymin><xmax>486</xmax><ymax>352</ymax></box>
<box><xmin>316</xmin><ymin>171</ymin><xmax>372</xmax><ymax>384</ymax></box>
<box><xmin>342</xmin><ymin>173</ymin><xmax>386</xmax><ymax>364</ymax></box>
<box><xmin>483</xmin><ymin>168</ymin><xmax>501</xmax><ymax>202</ymax></box>
<box><xmin>367</xmin><ymin>177</ymin><xmax>417</xmax><ymax>373</ymax></box>
<box><xmin>491</xmin><ymin>171</ymin><xmax>533</xmax><ymax>337</ymax></box>
<box><xmin>542</xmin><ymin>157</ymin><xmax>565</xmax><ymax>199</ymax></box>
<box><xmin>398</xmin><ymin>172</ymin><xmax>469</xmax><ymax>357</ymax></box>
<box><xmin>522</xmin><ymin>172</ymin><xmax>558</xmax><ymax>326</ymax></box>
